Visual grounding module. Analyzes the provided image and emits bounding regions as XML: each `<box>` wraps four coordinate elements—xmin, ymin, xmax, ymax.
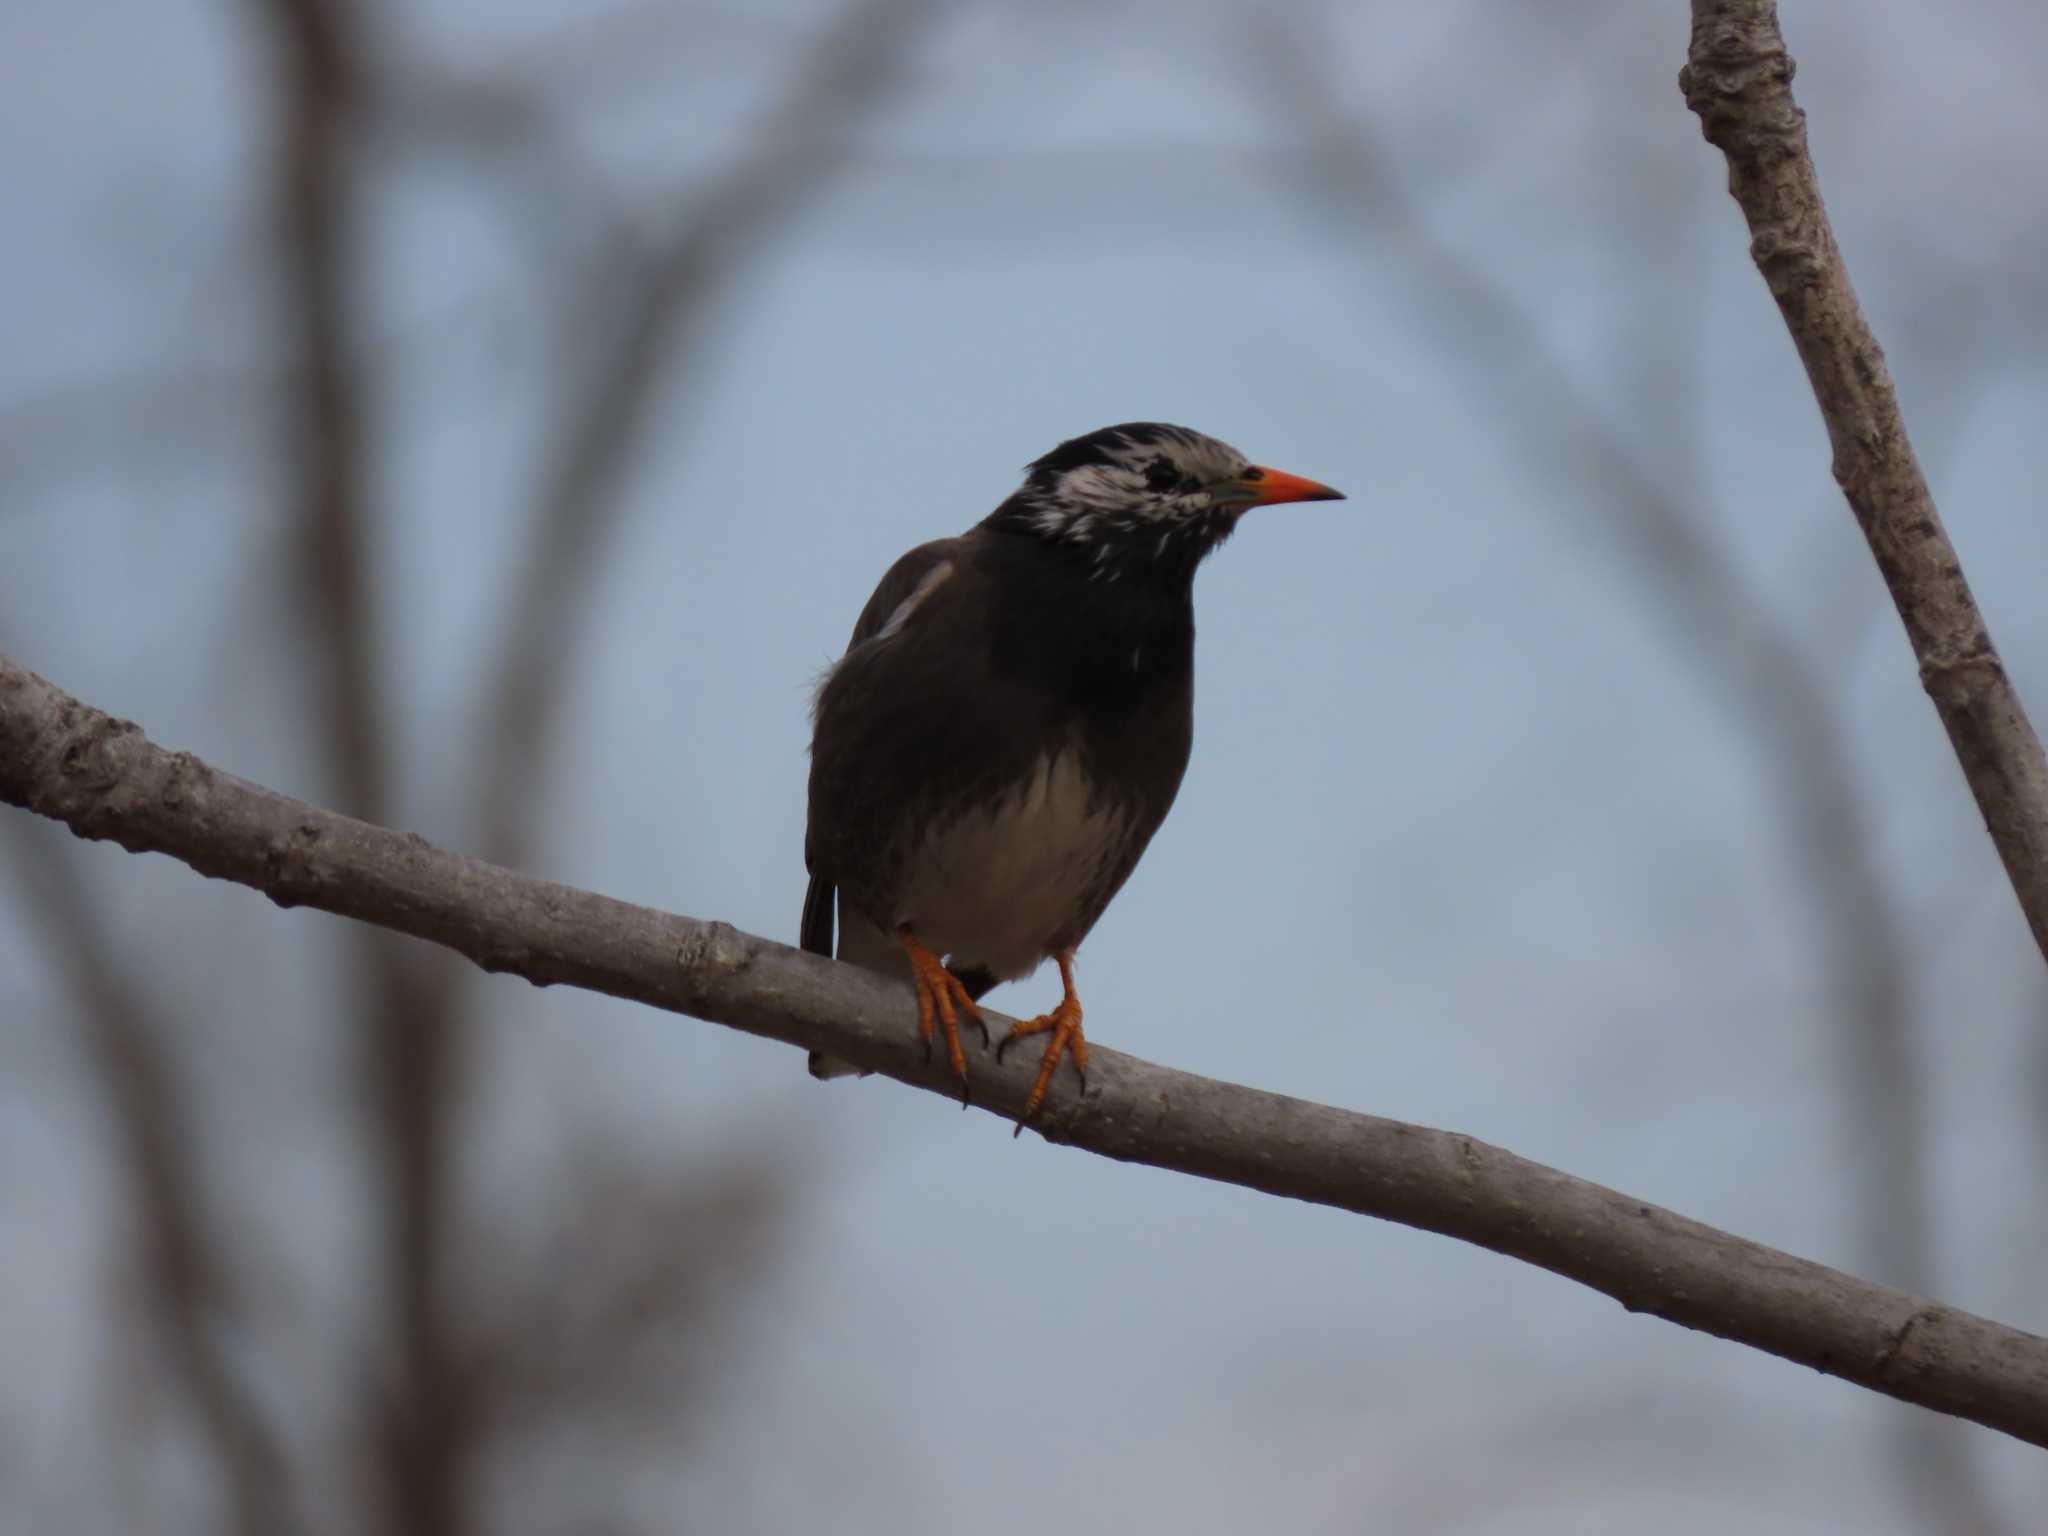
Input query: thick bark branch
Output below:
<box><xmin>1681</xmin><ymin>0</ymin><xmax>2048</xmax><ymax>966</ymax></box>
<box><xmin>6</xmin><ymin>654</ymin><xmax>2048</xmax><ymax>1448</ymax></box>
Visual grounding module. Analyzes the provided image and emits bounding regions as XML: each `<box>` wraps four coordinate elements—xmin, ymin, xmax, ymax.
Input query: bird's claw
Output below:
<box><xmin>901</xmin><ymin>927</ymin><xmax>981</xmax><ymax>1095</ymax></box>
<box><xmin>998</xmin><ymin>971</ymin><xmax>1086</xmax><ymax>1135</ymax></box>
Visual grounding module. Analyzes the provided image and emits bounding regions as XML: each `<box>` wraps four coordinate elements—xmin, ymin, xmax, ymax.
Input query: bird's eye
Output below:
<box><xmin>1143</xmin><ymin>457</ymin><xmax>1185</xmax><ymax>494</ymax></box>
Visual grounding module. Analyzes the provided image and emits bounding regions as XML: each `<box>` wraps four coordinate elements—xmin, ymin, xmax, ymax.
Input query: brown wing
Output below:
<box><xmin>844</xmin><ymin>537</ymin><xmax>969</xmax><ymax>652</ymax></box>
<box><xmin>801</xmin><ymin>537</ymin><xmax>967</xmax><ymax>961</ymax></box>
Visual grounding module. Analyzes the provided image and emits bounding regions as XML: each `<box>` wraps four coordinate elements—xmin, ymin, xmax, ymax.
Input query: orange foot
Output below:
<box><xmin>996</xmin><ymin>950</ymin><xmax>1088</xmax><ymax>1134</ymax></box>
<box><xmin>900</xmin><ymin>926</ymin><xmax>986</xmax><ymax>1104</ymax></box>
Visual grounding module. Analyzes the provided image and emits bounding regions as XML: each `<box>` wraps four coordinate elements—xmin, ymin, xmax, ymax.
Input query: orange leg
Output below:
<box><xmin>900</xmin><ymin>926</ymin><xmax>985</xmax><ymax>1103</ymax></box>
<box><xmin>996</xmin><ymin>950</ymin><xmax>1088</xmax><ymax>1133</ymax></box>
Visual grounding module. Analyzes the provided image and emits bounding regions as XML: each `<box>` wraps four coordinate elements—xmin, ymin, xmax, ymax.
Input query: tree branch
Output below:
<box><xmin>1681</xmin><ymin>0</ymin><xmax>2048</xmax><ymax>966</ymax></box>
<box><xmin>5</xmin><ymin>652</ymin><xmax>2047</xmax><ymax>1449</ymax></box>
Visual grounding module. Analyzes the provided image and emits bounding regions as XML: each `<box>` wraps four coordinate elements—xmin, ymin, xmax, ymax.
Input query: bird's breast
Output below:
<box><xmin>895</xmin><ymin>751</ymin><xmax>1133</xmax><ymax>984</ymax></box>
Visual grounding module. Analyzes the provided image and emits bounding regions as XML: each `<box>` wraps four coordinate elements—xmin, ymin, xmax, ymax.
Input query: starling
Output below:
<box><xmin>803</xmin><ymin>423</ymin><xmax>1342</xmax><ymax>1126</ymax></box>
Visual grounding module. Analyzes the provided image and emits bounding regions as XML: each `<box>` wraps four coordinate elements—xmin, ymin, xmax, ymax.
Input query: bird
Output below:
<box><xmin>802</xmin><ymin>422</ymin><xmax>1342</xmax><ymax>1129</ymax></box>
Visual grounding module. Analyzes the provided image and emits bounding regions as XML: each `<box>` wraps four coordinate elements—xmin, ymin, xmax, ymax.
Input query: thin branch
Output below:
<box><xmin>6</xmin><ymin>652</ymin><xmax>2047</xmax><ymax>1449</ymax></box>
<box><xmin>1681</xmin><ymin>0</ymin><xmax>2048</xmax><ymax>967</ymax></box>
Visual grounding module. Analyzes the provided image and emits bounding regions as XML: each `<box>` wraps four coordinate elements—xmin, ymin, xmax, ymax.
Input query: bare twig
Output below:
<box><xmin>1681</xmin><ymin>0</ymin><xmax>2048</xmax><ymax>966</ymax></box>
<box><xmin>7</xmin><ymin>653</ymin><xmax>2048</xmax><ymax>1448</ymax></box>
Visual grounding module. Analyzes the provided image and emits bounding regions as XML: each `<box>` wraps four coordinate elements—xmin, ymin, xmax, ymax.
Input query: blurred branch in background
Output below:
<box><xmin>443</xmin><ymin>0</ymin><xmax>946</xmax><ymax>875</ymax></box>
<box><xmin>1259</xmin><ymin>19</ymin><xmax>2004</xmax><ymax>1530</ymax></box>
<box><xmin>0</xmin><ymin>0</ymin><xmax>941</xmax><ymax>1530</ymax></box>
<box><xmin>262</xmin><ymin>0</ymin><xmax>379</xmax><ymax>822</ymax></box>
<box><xmin>453</xmin><ymin>1126</ymin><xmax>796</xmax><ymax>1461</ymax></box>
<box><xmin>1</xmin><ymin>818</ymin><xmax>290</xmax><ymax>1536</ymax></box>
<box><xmin>248</xmin><ymin>0</ymin><xmax>940</xmax><ymax>1529</ymax></box>
<box><xmin>251</xmin><ymin>1</ymin><xmax>473</xmax><ymax>1529</ymax></box>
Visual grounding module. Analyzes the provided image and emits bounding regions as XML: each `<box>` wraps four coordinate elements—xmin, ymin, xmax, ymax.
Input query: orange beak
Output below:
<box><xmin>1237</xmin><ymin>465</ymin><xmax>1345</xmax><ymax>506</ymax></box>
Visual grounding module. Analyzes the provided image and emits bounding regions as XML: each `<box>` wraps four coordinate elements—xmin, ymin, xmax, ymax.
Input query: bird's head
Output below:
<box><xmin>984</xmin><ymin>422</ymin><xmax>1343</xmax><ymax>581</ymax></box>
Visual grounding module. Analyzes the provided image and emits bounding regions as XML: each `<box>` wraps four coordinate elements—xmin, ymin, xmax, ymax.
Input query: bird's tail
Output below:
<box><xmin>800</xmin><ymin>887</ymin><xmax>1000</xmax><ymax>1079</ymax></box>
<box><xmin>803</xmin><ymin>884</ymin><xmax>910</xmax><ymax>1080</ymax></box>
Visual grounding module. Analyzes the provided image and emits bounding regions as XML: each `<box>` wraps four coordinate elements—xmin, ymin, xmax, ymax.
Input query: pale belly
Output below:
<box><xmin>893</xmin><ymin>752</ymin><xmax>1128</xmax><ymax>983</ymax></box>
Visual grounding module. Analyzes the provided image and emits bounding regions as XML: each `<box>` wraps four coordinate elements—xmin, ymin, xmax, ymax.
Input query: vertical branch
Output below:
<box><xmin>251</xmin><ymin>3</ymin><xmax>943</xmax><ymax>1529</ymax></box>
<box><xmin>265</xmin><ymin>0</ymin><xmax>380</xmax><ymax>824</ymax></box>
<box><xmin>1682</xmin><ymin>0</ymin><xmax>2048</xmax><ymax>967</ymax></box>
<box><xmin>254</xmin><ymin>3</ymin><xmax>469</xmax><ymax>1533</ymax></box>
<box><xmin>387</xmin><ymin>1</ymin><xmax>939</xmax><ymax>1510</ymax></box>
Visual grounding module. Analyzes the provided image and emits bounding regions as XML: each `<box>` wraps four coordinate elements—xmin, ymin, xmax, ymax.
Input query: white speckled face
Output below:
<box><xmin>1010</xmin><ymin>423</ymin><xmax>1255</xmax><ymax>573</ymax></box>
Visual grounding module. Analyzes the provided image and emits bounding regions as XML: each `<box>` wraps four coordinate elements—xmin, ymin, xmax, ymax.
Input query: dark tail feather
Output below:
<box><xmin>801</xmin><ymin>875</ymin><xmax>834</xmax><ymax>958</ymax></box>
<box><xmin>801</xmin><ymin>876</ymin><xmax>863</xmax><ymax>1080</ymax></box>
<box><xmin>801</xmin><ymin>884</ymin><xmax>989</xmax><ymax>1078</ymax></box>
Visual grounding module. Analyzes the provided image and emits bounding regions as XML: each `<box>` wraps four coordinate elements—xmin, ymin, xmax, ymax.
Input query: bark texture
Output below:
<box><xmin>1681</xmin><ymin>0</ymin><xmax>2048</xmax><ymax>964</ymax></box>
<box><xmin>5</xmin><ymin>651</ymin><xmax>2047</xmax><ymax>1448</ymax></box>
